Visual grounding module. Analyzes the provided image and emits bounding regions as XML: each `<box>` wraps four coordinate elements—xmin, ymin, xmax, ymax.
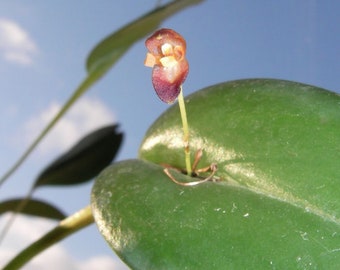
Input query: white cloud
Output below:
<box><xmin>0</xmin><ymin>214</ymin><xmax>128</xmax><ymax>270</ymax></box>
<box><xmin>0</xmin><ymin>18</ymin><xmax>38</xmax><ymax>65</ymax></box>
<box><xmin>76</xmin><ymin>256</ymin><xmax>128</xmax><ymax>270</ymax></box>
<box><xmin>22</xmin><ymin>96</ymin><xmax>117</xmax><ymax>156</ymax></box>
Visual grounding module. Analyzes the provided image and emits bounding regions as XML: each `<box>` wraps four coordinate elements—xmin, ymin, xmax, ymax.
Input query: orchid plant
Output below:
<box><xmin>1</xmin><ymin>1</ymin><xmax>339</xmax><ymax>269</ymax></box>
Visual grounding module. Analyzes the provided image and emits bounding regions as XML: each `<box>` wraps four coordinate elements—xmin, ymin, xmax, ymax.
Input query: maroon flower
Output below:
<box><xmin>144</xmin><ymin>28</ymin><xmax>189</xmax><ymax>104</ymax></box>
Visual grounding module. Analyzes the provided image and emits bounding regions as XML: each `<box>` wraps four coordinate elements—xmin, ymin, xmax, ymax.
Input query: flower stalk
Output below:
<box><xmin>144</xmin><ymin>28</ymin><xmax>192</xmax><ymax>175</ymax></box>
<box><xmin>177</xmin><ymin>85</ymin><xmax>192</xmax><ymax>175</ymax></box>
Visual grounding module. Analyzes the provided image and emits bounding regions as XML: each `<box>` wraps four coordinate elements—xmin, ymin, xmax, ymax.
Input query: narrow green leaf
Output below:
<box><xmin>86</xmin><ymin>0</ymin><xmax>204</xmax><ymax>75</ymax></box>
<box><xmin>0</xmin><ymin>198</ymin><xmax>66</xmax><ymax>220</ymax></box>
<box><xmin>3</xmin><ymin>205</ymin><xmax>93</xmax><ymax>270</ymax></box>
<box><xmin>34</xmin><ymin>125</ymin><xmax>123</xmax><ymax>188</ymax></box>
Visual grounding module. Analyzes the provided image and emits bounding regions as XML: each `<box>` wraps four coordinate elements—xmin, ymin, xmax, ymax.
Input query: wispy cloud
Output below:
<box><xmin>22</xmin><ymin>96</ymin><xmax>117</xmax><ymax>156</ymax></box>
<box><xmin>0</xmin><ymin>18</ymin><xmax>38</xmax><ymax>65</ymax></box>
<box><xmin>0</xmin><ymin>214</ymin><xmax>128</xmax><ymax>270</ymax></box>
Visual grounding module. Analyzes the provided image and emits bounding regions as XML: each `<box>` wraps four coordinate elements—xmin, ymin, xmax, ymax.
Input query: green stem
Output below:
<box><xmin>0</xmin><ymin>188</ymin><xmax>34</xmax><ymax>244</ymax></box>
<box><xmin>177</xmin><ymin>86</ymin><xmax>192</xmax><ymax>176</ymax></box>
<box><xmin>3</xmin><ymin>205</ymin><xmax>94</xmax><ymax>270</ymax></box>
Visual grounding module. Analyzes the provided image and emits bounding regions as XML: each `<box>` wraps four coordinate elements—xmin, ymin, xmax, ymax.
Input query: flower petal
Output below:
<box><xmin>144</xmin><ymin>52</ymin><xmax>157</xmax><ymax>67</ymax></box>
<box><xmin>152</xmin><ymin>59</ymin><xmax>189</xmax><ymax>104</ymax></box>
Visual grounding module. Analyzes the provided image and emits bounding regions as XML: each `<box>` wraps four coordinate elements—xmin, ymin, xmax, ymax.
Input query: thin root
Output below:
<box><xmin>164</xmin><ymin>163</ymin><xmax>217</xmax><ymax>186</ymax></box>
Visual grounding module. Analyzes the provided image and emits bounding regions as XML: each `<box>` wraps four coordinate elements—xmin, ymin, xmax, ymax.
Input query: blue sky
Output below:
<box><xmin>0</xmin><ymin>1</ymin><xmax>339</xmax><ymax>269</ymax></box>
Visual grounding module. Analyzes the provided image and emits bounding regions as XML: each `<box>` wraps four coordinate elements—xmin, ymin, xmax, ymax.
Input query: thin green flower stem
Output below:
<box><xmin>3</xmin><ymin>205</ymin><xmax>94</xmax><ymax>270</ymax></box>
<box><xmin>177</xmin><ymin>85</ymin><xmax>192</xmax><ymax>176</ymax></box>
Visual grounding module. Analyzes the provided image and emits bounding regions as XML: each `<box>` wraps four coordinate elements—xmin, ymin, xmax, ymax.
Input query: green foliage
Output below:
<box><xmin>3</xmin><ymin>206</ymin><xmax>93</xmax><ymax>270</ymax></box>
<box><xmin>34</xmin><ymin>125</ymin><xmax>122</xmax><ymax>188</ymax></box>
<box><xmin>140</xmin><ymin>79</ymin><xmax>340</xmax><ymax>220</ymax></box>
<box><xmin>0</xmin><ymin>125</ymin><xmax>122</xmax><ymax>222</ymax></box>
<box><xmin>0</xmin><ymin>198</ymin><xmax>66</xmax><ymax>220</ymax></box>
<box><xmin>92</xmin><ymin>79</ymin><xmax>340</xmax><ymax>269</ymax></box>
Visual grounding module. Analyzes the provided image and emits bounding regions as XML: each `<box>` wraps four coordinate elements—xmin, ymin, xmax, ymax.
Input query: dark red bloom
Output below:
<box><xmin>144</xmin><ymin>28</ymin><xmax>189</xmax><ymax>104</ymax></box>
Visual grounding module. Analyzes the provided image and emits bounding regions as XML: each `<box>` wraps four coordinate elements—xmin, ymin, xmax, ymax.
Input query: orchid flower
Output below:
<box><xmin>144</xmin><ymin>28</ymin><xmax>189</xmax><ymax>104</ymax></box>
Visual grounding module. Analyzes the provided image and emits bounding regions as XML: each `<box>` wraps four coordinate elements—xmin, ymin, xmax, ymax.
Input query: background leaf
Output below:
<box><xmin>86</xmin><ymin>0</ymin><xmax>203</xmax><ymax>75</ymax></box>
<box><xmin>92</xmin><ymin>79</ymin><xmax>340</xmax><ymax>269</ymax></box>
<box><xmin>0</xmin><ymin>198</ymin><xmax>66</xmax><ymax>220</ymax></box>
<box><xmin>34</xmin><ymin>125</ymin><xmax>123</xmax><ymax>188</ymax></box>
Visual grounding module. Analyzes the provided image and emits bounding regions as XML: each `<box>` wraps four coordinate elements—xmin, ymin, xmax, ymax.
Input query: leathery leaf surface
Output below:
<box><xmin>92</xmin><ymin>79</ymin><xmax>340</xmax><ymax>269</ymax></box>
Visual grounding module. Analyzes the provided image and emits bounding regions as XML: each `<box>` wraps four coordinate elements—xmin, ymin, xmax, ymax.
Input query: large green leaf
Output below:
<box><xmin>0</xmin><ymin>198</ymin><xmax>66</xmax><ymax>220</ymax></box>
<box><xmin>140</xmin><ymin>79</ymin><xmax>340</xmax><ymax>221</ymax></box>
<box><xmin>92</xmin><ymin>159</ymin><xmax>340</xmax><ymax>269</ymax></box>
<box><xmin>34</xmin><ymin>125</ymin><xmax>123</xmax><ymax>188</ymax></box>
<box><xmin>92</xmin><ymin>79</ymin><xmax>340</xmax><ymax>269</ymax></box>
